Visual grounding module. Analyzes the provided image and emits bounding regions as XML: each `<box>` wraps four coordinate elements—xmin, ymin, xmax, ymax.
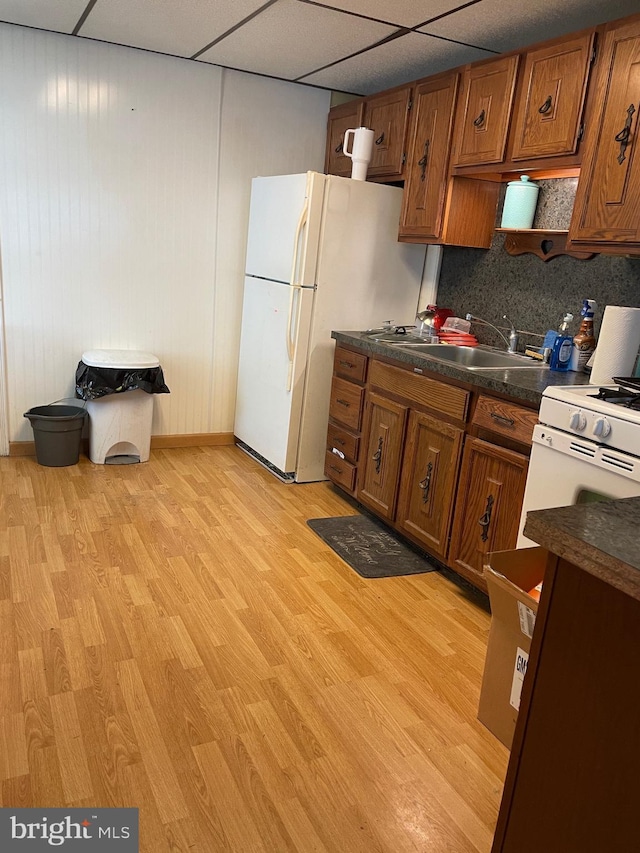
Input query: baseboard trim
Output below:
<box><xmin>8</xmin><ymin>433</ymin><xmax>235</xmax><ymax>457</ymax></box>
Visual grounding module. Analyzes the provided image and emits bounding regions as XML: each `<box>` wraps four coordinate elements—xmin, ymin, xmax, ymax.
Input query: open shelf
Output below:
<box><xmin>495</xmin><ymin>229</ymin><xmax>596</xmax><ymax>261</ymax></box>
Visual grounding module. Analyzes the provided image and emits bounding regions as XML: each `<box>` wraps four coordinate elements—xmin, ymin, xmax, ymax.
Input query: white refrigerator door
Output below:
<box><xmin>295</xmin><ymin>177</ymin><xmax>426</xmax><ymax>482</ymax></box>
<box><xmin>245</xmin><ymin>172</ymin><xmax>322</xmax><ymax>285</ymax></box>
<box><xmin>234</xmin><ymin>276</ymin><xmax>314</xmax><ymax>475</ymax></box>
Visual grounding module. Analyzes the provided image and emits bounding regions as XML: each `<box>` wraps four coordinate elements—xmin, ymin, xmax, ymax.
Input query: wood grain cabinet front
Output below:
<box><xmin>449</xmin><ymin>437</ymin><xmax>528</xmax><ymax>588</ymax></box>
<box><xmin>362</xmin><ymin>86</ymin><xmax>412</xmax><ymax>179</ymax></box>
<box><xmin>399</xmin><ymin>72</ymin><xmax>459</xmax><ymax>241</ymax></box>
<box><xmin>358</xmin><ymin>392</ymin><xmax>408</xmax><ymax>521</ymax></box>
<box><xmin>325</xmin><ymin>100</ymin><xmax>365</xmax><ymax>177</ymax></box>
<box><xmin>569</xmin><ymin>16</ymin><xmax>640</xmax><ymax>249</ymax></box>
<box><xmin>509</xmin><ymin>33</ymin><xmax>595</xmax><ymax>161</ymax></box>
<box><xmin>395</xmin><ymin>412</ymin><xmax>464</xmax><ymax>560</ymax></box>
<box><xmin>453</xmin><ymin>55</ymin><xmax>519</xmax><ymax>167</ymax></box>
<box><xmin>325</xmin><ymin>346</ymin><xmax>368</xmax><ymax>495</ymax></box>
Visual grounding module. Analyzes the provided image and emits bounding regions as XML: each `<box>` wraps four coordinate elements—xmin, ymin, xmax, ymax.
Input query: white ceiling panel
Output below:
<box><xmin>196</xmin><ymin>0</ymin><xmax>397</xmax><ymax>80</ymax></box>
<box><xmin>301</xmin><ymin>31</ymin><xmax>494</xmax><ymax>94</ymax></box>
<box><xmin>0</xmin><ymin>0</ymin><xmax>88</xmax><ymax>33</ymax></box>
<box><xmin>79</xmin><ymin>0</ymin><xmax>268</xmax><ymax>57</ymax></box>
<box><xmin>420</xmin><ymin>0</ymin><xmax>640</xmax><ymax>54</ymax></box>
<box><xmin>306</xmin><ymin>0</ymin><xmax>464</xmax><ymax>28</ymax></box>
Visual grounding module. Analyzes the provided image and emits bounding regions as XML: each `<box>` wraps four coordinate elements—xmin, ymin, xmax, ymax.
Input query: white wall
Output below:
<box><xmin>0</xmin><ymin>23</ymin><xmax>329</xmax><ymax>444</ymax></box>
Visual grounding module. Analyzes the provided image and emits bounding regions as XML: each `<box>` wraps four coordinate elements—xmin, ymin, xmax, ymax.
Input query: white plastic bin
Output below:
<box><xmin>82</xmin><ymin>349</ymin><xmax>159</xmax><ymax>464</ymax></box>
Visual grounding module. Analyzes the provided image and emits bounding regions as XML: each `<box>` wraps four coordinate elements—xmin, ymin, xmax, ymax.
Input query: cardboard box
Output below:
<box><xmin>477</xmin><ymin>547</ymin><xmax>547</xmax><ymax>748</ymax></box>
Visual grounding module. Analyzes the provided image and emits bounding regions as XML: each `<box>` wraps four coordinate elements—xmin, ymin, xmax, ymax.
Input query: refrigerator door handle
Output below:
<box><xmin>285</xmin><ymin>199</ymin><xmax>309</xmax><ymax>391</ymax></box>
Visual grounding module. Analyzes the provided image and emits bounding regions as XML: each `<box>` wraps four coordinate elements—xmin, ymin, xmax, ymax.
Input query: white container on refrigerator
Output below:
<box><xmin>234</xmin><ymin>171</ymin><xmax>426</xmax><ymax>482</ymax></box>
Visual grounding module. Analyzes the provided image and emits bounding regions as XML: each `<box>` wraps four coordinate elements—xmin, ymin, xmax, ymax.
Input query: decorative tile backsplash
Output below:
<box><xmin>437</xmin><ymin>179</ymin><xmax>640</xmax><ymax>350</ymax></box>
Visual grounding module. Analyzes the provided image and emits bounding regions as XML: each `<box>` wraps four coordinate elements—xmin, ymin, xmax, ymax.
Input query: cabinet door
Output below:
<box><xmin>325</xmin><ymin>100</ymin><xmax>364</xmax><ymax>177</ymax></box>
<box><xmin>569</xmin><ymin>19</ymin><xmax>640</xmax><ymax>245</ymax></box>
<box><xmin>396</xmin><ymin>412</ymin><xmax>464</xmax><ymax>560</ymax></box>
<box><xmin>399</xmin><ymin>72</ymin><xmax>459</xmax><ymax>240</ymax></box>
<box><xmin>510</xmin><ymin>33</ymin><xmax>594</xmax><ymax>160</ymax></box>
<box><xmin>453</xmin><ymin>55</ymin><xmax>519</xmax><ymax>167</ymax></box>
<box><xmin>358</xmin><ymin>393</ymin><xmax>408</xmax><ymax>521</ymax></box>
<box><xmin>449</xmin><ymin>438</ymin><xmax>528</xmax><ymax>583</ymax></box>
<box><xmin>362</xmin><ymin>86</ymin><xmax>411</xmax><ymax>178</ymax></box>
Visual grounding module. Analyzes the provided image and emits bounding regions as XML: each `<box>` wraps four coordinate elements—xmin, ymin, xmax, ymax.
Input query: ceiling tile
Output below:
<box><xmin>196</xmin><ymin>0</ymin><xmax>397</xmax><ymax>80</ymax></box>
<box><xmin>419</xmin><ymin>0</ymin><xmax>640</xmax><ymax>53</ymax></box>
<box><xmin>301</xmin><ymin>31</ymin><xmax>494</xmax><ymax>94</ymax></box>
<box><xmin>79</xmin><ymin>0</ymin><xmax>268</xmax><ymax>57</ymax></box>
<box><xmin>305</xmin><ymin>0</ymin><xmax>464</xmax><ymax>28</ymax></box>
<box><xmin>0</xmin><ymin>0</ymin><xmax>88</xmax><ymax>32</ymax></box>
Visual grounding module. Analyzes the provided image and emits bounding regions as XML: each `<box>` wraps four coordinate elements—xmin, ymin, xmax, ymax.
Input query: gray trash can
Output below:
<box><xmin>24</xmin><ymin>405</ymin><xmax>87</xmax><ymax>467</ymax></box>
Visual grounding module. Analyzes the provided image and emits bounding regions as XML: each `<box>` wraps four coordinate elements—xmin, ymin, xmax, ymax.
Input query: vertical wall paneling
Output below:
<box><xmin>213</xmin><ymin>71</ymin><xmax>330</xmax><ymax>432</ymax></box>
<box><xmin>0</xmin><ymin>23</ymin><xmax>331</xmax><ymax>445</ymax></box>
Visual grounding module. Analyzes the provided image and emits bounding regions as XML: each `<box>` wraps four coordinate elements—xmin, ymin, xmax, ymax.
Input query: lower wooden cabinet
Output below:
<box><xmin>325</xmin><ymin>346</ymin><xmax>368</xmax><ymax>495</ymax></box>
<box><xmin>325</xmin><ymin>350</ymin><xmax>535</xmax><ymax>590</ymax></box>
<box><xmin>396</xmin><ymin>412</ymin><xmax>464</xmax><ymax>560</ymax></box>
<box><xmin>449</xmin><ymin>437</ymin><xmax>528</xmax><ymax>585</ymax></box>
<box><xmin>358</xmin><ymin>392</ymin><xmax>408</xmax><ymax>520</ymax></box>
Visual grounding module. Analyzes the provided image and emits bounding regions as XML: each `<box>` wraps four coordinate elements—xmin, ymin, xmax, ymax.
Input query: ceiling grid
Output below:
<box><xmin>0</xmin><ymin>0</ymin><xmax>637</xmax><ymax>94</ymax></box>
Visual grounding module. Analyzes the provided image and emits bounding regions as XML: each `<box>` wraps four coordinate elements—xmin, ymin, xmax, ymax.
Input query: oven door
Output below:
<box><xmin>517</xmin><ymin>423</ymin><xmax>640</xmax><ymax>547</ymax></box>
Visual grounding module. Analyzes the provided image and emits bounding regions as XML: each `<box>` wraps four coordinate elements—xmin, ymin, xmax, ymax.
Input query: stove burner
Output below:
<box><xmin>588</xmin><ymin>385</ymin><xmax>640</xmax><ymax>409</ymax></box>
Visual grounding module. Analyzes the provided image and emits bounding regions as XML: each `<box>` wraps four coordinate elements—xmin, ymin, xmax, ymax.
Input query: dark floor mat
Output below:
<box><xmin>307</xmin><ymin>514</ymin><xmax>437</xmax><ymax>579</ymax></box>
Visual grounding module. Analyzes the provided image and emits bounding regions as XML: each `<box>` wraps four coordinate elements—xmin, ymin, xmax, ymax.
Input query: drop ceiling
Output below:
<box><xmin>1</xmin><ymin>0</ymin><xmax>638</xmax><ymax>95</ymax></box>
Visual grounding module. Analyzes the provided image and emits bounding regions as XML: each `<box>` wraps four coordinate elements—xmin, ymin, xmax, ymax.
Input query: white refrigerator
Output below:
<box><xmin>234</xmin><ymin>171</ymin><xmax>426</xmax><ymax>483</ymax></box>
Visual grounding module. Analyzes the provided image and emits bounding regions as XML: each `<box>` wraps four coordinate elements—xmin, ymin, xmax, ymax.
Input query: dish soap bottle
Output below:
<box><xmin>549</xmin><ymin>313</ymin><xmax>574</xmax><ymax>372</ymax></box>
<box><xmin>568</xmin><ymin>299</ymin><xmax>597</xmax><ymax>373</ymax></box>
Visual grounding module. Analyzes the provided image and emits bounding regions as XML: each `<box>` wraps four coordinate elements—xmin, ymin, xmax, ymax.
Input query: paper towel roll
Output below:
<box><xmin>590</xmin><ymin>306</ymin><xmax>640</xmax><ymax>385</ymax></box>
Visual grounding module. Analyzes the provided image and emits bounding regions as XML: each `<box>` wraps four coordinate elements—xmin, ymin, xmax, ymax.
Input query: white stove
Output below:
<box><xmin>540</xmin><ymin>382</ymin><xmax>640</xmax><ymax>455</ymax></box>
<box><xmin>517</xmin><ymin>379</ymin><xmax>640</xmax><ymax>547</ymax></box>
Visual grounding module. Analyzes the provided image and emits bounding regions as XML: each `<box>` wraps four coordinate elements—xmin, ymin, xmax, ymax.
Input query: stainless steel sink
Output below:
<box><xmin>394</xmin><ymin>343</ymin><xmax>545</xmax><ymax>370</ymax></box>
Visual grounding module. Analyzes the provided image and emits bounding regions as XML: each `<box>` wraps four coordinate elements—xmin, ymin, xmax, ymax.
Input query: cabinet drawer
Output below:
<box><xmin>473</xmin><ymin>395</ymin><xmax>538</xmax><ymax>446</ymax></box>
<box><xmin>325</xmin><ymin>450</ymin><xmax>357</xmax><ymax>492</ymax></box>
<box><xmin>334</xmin><ymin>346</ymin><xmax>368</xmax><ymax>383</ymax></box>
<box><xmin>327</xmin><ymin>422</ymin><xmax>360</xmax><ymax>463</ymax></box>
<box><xmin>329</xmin><ymin>377</ymin><xmax>365</xmax><ymax>431</ymax></box>
<box><xmin>369</xmin><ymin>360</ymin><xmax>469</xmax><ymax>422</ymax></box>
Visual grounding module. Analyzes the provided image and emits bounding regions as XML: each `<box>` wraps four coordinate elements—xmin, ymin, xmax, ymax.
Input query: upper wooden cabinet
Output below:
<box><xmin>510</xmin><ymin>33</ymin><xmax>595</xmax><ymax>160</ymax></box>
<box><xmin>569</xmin><ymin>16</ymin><xmax>640</xmax><ymax>247</ymax></box>
<box><xmin>452</xmin><ymin>55</ymin><xmax>519</xmax><ymax>167</ymax></box>
<box><xmin>362</xmin><ymin>86</ymin><xmax>412</xmax><ymax>179</ymax></box>
<box><xmin>399</xmin><ymin>72</ymin><xmax>459</xmax><ymax>240</ymax></box>
<box><xmin>325</xmin><ymin>99</ymin><xmax>364</xmax><ymax>177</ymax></box>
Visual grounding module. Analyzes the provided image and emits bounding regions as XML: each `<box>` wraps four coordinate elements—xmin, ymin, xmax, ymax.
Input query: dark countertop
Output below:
<box><xmin>523</xmin><ymin>497</ymin><xmax>640</xmax><ymax>601</ymax></box>
<box><xmin>333</xmin><ymin>330</ymin><xmax>592</xmax><ymax>407</ymax></box>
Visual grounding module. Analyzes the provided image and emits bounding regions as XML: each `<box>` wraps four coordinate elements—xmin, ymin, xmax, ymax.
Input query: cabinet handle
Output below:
<box><xmin>336</xmin><ymin>398</ymin><xmax>351</xmax><ymax>408</ymax></box>
<box><xmin>538</xmin><ymin>95</ymin><xmax>553</xmax><ymax>115</ymax></box>
<box><xmin>615</xmin><ymin>104</ymin><xmax>636</xmax><ymax>165</ymax></box>
<box><xmin>417</xmin><ymin>139</ymin><xmax>430</xmax><ymax>181</ymax></box>
<box><xmin>375</xmin><ymin>132</ymin><xmax>385</xmax><ymax>145</ymax></box>
<box><xmin>372</xmin><ymin>436</ymin><xmax>384</xmax><ymax>474</ymax></box>
<box><xmin>473</xmin><ymin>109</ymin><xmax>486</xmax><ymax>127</ymax></box>
<box><xmin>333</xmin><ymin>437</ymin><xmax>345</xmax><ymax>445</ymax></box>
<box><xmin>339</xmin><ymin>359</ymin><xmax>355</xmax><ymax>368</ymax></box>
<box><xmin>329</xmin><ymin>464</ymin><xmax>342</xmax><ymax>473</ymax></box>
<box><xmin>418</xmin><ymin>461</ymin><xmax>433</xmax><ymax>503</ymax></box>
<box><xmin>490</xmin><ymin>411</ymin><xmax>515</xmax><ymax>427</ymax></box>
<box><xmin>478</xmin><ymin>494</ymin><xmax>495</xmax><ymax>542</ymax></box>
<box><xmin>335</xmin><ymin>142</ymin><xmax>343</xmax><ymax>154</ymax></box>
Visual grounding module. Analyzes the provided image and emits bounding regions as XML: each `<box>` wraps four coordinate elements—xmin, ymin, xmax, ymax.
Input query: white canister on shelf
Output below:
<box><xmin>500</xmin><ymin>175</ymin><xmax>540</xmax><ymax>229</ymax></box>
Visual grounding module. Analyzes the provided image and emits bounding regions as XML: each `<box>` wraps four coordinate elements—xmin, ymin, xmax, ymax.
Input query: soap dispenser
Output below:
<box><xmin>549</xmin><ymin>313</ymin><xmax>574</xmax><ymax>372</ymax></box>
<box><xmin>568</xmin><ymin>300</ymin><xmax>597</xmax><ymax>373</ymax></box>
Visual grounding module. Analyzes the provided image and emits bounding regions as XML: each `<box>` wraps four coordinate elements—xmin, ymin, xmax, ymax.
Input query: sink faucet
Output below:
<box><xmin>466</xmin><ymin>313</ymin><xmax>519</xmax><ymax>354</ymax></box>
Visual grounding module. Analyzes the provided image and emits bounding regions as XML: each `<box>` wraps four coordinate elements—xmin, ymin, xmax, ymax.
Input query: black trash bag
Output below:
<box><xmin>75</xmin><ymin>361</ymin><xmax>170</xmax><ymax>401</ymax></box>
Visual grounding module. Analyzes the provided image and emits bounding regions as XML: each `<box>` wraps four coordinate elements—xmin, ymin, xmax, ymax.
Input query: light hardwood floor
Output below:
<box><xmin>0</xmin><ymin>446</ymin><xmax>508</xmax><ymax>852</ymax></box>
